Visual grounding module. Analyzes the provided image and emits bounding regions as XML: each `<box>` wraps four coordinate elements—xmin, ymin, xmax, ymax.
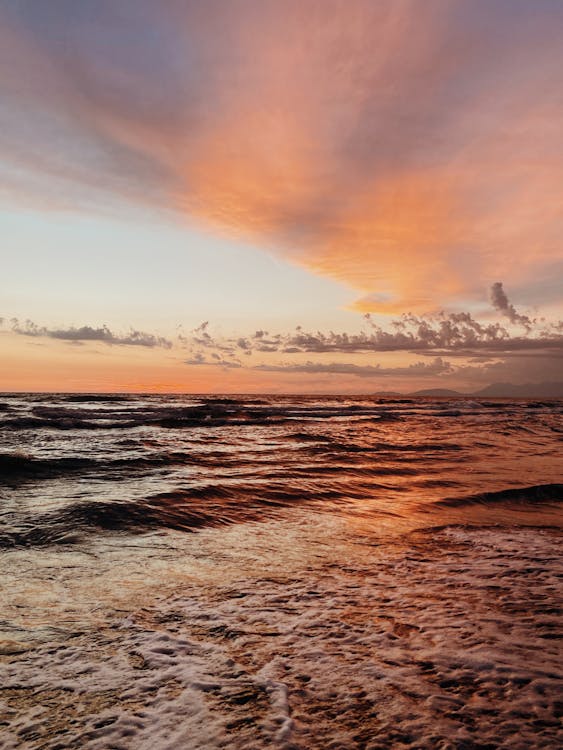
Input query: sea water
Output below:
<box><xmin>0</xmin><ymin>394</ymin><xmax>561</xmax><ymax>748</ymax></box>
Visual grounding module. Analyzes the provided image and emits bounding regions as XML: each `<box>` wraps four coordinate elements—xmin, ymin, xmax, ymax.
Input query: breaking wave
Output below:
<box><xmin>0</xmin><ymin>451</ymin><xmax>197</xmax><ymax>483</ymax></box>
<box><xmin>0</xmin><ymin>394</ymin><xmax>561</xmax><ymax>549</ymax></box>
<box><xmin>433</xmin><ymin>483</ymin><xmax>563</xmax><ymax>508</ymax></box>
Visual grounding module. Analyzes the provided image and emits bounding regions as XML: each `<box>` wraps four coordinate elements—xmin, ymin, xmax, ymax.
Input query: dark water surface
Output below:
<box><xmin>1</xmin><ymin>394</ymin><xmax>562</xmax><ymax>749</ymax></box>
<box><xmin>1</xmin><ymin>393</ymin><xmax>561</xmax><ymax>546</ymax></box>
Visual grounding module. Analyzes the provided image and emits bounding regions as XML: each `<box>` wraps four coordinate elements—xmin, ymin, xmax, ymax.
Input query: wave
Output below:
<box><xmin>434</xmin><ymin>484</ymin><xmax>563</xmax><ymax>508</ymax></box>
<box><xmin>283</xmin><ymin>431</ymin><xmax>335</xmax><ymax>443</ymax></box>
<box><xmin>0</xmin><ymin>495</ymin><xmax>272</xmax><ymax>549</ymax></box>
<box><xmin>305</xmin><ymin>441</ymin><xmax>463</xmax><ymax>455</ymax></box>
<box><xmin>0</xmin><ymin>401</ymin><xmax>418</xmax><ymax>431</ymax></box>
<box><xmin>61</xmin><ymin>394</ymin><xmax>134</xmax><ymax>403</ymax></box>
<box><xmin>0</xmin><ymin>477</ymin><xmax>402</xmax><ymax>548</ymax></box>
<box><xmin>0</xmin><ymin>452</ymin><xmax>96</xmax><ymax>479</ymax></box>
<box><xmin>0</xmin><ymin>451</ymin><xmax>198</xmax><ymax>483</ymax></box>
<box><xmin>0</xmin><ymin>439</ymin><xmax>455</xmax><ymax>485</ymax></box>
<box><xmin>0</xmin><ymin>416</ymin><xmax>115</xmax><ymax>430</ymax></box>
<box><xmin>412</xmin><ymin>479</ymin><xmax>463</xmax><ymax>489</ymax></box>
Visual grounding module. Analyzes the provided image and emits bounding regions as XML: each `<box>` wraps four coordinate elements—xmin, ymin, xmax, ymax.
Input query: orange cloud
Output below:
<box><xmin>1</xmin><ymin>1</ymin><xmax>562</xmax><ymax>313</ymax></box>
<box><xmin>306</xmin><ymin>171</ymin><xmax>468</xmax><ymax>312</ymax></box>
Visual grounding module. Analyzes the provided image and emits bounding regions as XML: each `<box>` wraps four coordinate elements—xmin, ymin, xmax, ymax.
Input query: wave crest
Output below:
<box><xmin>434</xmin><ymin>484</ymin><xmax>563</xmax><ymax>508</ymax></box>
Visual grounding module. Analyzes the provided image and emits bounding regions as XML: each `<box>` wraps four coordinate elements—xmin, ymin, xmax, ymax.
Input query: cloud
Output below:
<box><xmin>255</xmin><ymin>356</ymin><xmax>452</xmax><ymax>378</ymax></box>
<box><xmin>7</xmin><ymin>318</ymin><xmax>172</xmax><ymax>348</ymax></box>
<box><xmin>180</xmin><ymin>292</ymin><xmax>562</xmax><ymax>359</ymax></box>
<box><xmin>490</xmin><ymin>282</ymin><xmax>533</xmax><ymax>329</ymax></box>
<box><xmin>4</xmin><ymin>300</ymin><xmax>562</xmax><ymax>388</ymax></box>
<box><xmin>184</xmin><ymin>354</ymin><xmax>241</xmax><ymax>369</ymax></box>
<box><xmin>1</xmin><ymin>1</ymin><xmax>562</xmax><ymax>310</ymax></box>
<box><xmin>175</xmin><ymin>285</ymin><xmax>562</xmax><ymax>388</ymax></box>
<box><xmin>5</xmin><ymin>279</ymin><xmax>562</xmax><ymax>363</ymax></box>
<box><xmin>445</xmin><ymin>353</ymin><xmax>563</xmax><ymax>387</ymax></box>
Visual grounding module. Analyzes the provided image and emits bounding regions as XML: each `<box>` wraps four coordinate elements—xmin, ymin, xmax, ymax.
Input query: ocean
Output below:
<box><xmin>0</xmin><ymin>393</ymin><xmax>561</xmax><ymax>749</ymax></box>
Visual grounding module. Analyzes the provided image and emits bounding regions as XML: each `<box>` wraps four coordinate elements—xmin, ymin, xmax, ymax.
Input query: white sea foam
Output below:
<box><xmin>1</xmin><ymin>524</ymin><xmax>561</xmax><ymax>749</ymax></box>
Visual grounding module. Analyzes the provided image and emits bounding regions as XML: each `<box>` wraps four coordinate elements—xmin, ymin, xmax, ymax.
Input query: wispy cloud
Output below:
<box><xmin>1</xmin><ymin>1</ymin><xmax>562</xmax><ymax>311</ymax></box>
<box><xmin>255</xmin><ymin>357</ymin><xmax>452</xmax><ymax>379</ymax></box>
<box><xmin>6</xmin><ymin>319</ymin><xmax>172</xmax><ymax>349</ymax></box>
<box><xmin>184</xmin><ymin>353</ymin><xmax>242</xmax><ymax>369</ymax></box>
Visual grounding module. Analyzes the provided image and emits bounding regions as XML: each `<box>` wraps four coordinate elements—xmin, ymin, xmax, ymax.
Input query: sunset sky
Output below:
<box><xmin>1</xmin><ymin>0</ymin><xmax>562</xmax><ymax>393</ymax></box>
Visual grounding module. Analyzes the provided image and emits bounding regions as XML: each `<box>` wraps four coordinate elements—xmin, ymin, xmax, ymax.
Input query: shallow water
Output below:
<box><xmin>0</xmin><ymin>394</ymin><xmax>561</xmax><ymax>748</ymax></box>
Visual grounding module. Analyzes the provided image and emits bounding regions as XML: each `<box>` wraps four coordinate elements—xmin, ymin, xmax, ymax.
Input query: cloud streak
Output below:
<box><xmin>6</xmin><ymin>319</ymin><xmax>172</xmax><ymax>349</ymax></box>
<box><xmin>1</xmin><ymin>1</ymin><xmax>562</xmax><ymax>311</ymax></box>
<box><xmin>255</xmin><ymin>357</ymin><xmax>452</xmax><ymax>379</ymax></box>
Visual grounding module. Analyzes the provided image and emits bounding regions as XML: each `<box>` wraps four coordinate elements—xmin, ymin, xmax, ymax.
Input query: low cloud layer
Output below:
<box><xmin>256</xmin><ymin>357</ymin><xmax>452</xmax><ymax>379</ymax></box>
<box><xmin>185</xmin><ymin>284</ymin><xmax>562</xmax><ymax>359</ymax></box>
<box><xmin>5</xmin><ymin>319</ymin><xmax>172</xmax><ymax>349</ymax></box>
<box><xmin>180</xmin><ymin>283</ymin><xmax>562</xmax><ymax>384</ymax></box>
<box><xmin>4</xmin><ymin>282</ymin><xmax>561</xmax><ymax>385</ymax></box>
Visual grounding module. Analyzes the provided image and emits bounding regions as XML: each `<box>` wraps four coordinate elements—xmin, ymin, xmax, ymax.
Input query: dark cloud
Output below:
<box><xmin>185</xmin><ymin>352</ymin><xmax>206</xmax><ymax>365</ymax></box>
<box><xmin>255</xmin><ymin>357</ymin><xmax>452</xmax><ymax>379</ymax></box>
<box><xmin>448</xmin><ymin>354</ymin><xmax>563</xmax><ymax>386</ymax></box>
<box><xmin>490</xmin><ymin>282</ymin><xmax>533</xmax><ymax>330</ymax></box>
<box><xmin>172</xmin><ymin>288</ymin><xmax>563</xmax><ymax>387</ymax></box>
<box><xmin>6</xmin><ymin>282</ymin><xmax>562</xmax><ymax>363</ymax></box>
<box><xmin>256</xmin><ymin>351</ymin><xmax>562</xmax><ymax>385</ymax></box>
<box><xmin>7</xmin><ymin>318</ymin><xmax>172</xmax><ymax>348</ymax></box>
<box><xmin>184</xmin><ymin>354</ymin><xmax>241</xmax><ymax>369</ymax></box>
<box><xmin>4</xmin><ymin>287</ymin><xmax>562</xmax><ymax>389</ymax></box>
<box><xmin>195</xmin><ymin>312</ymin><xmax>561</xmax><ymax>358</ymax></box>
<box><xmin>176</xmin><ymin>286</ymin><xmax>561</xmax><ymax>360</ymax></box>
<box><xmin>190</xmin><ymin>321</ymin><xmax>236</xmax><ymax>354</ymax></box>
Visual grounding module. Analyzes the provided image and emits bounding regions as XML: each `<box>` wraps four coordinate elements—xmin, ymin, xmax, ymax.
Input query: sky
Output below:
<box><xmin>1</xmin><ymin>0</ymin><xmax>562</xmax><ymax>393</ymax></box>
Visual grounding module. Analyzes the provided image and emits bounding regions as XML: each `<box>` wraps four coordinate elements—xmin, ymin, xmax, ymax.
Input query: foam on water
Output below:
<box><xmin>1</xmin><ymin>524</ymin><xmax>561</xmax><ymax>749</ymax></box>
<box><xmin>1</xmin><ymin>394</ymin><xmax>562</xmax><ymax>747</ymax></box>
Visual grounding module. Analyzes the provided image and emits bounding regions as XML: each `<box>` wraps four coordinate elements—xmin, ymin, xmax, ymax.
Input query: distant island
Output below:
<box><xmin>373</xmin><ymin>381</ymin><xmax>563</xmax><ymax>399</ymax></box>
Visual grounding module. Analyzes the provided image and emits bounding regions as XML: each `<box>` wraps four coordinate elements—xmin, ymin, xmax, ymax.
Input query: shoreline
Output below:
<box><xmin>1</xmin><ymin>520</ymin><xmax>561</xmax><ymax>749</ymax></box>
